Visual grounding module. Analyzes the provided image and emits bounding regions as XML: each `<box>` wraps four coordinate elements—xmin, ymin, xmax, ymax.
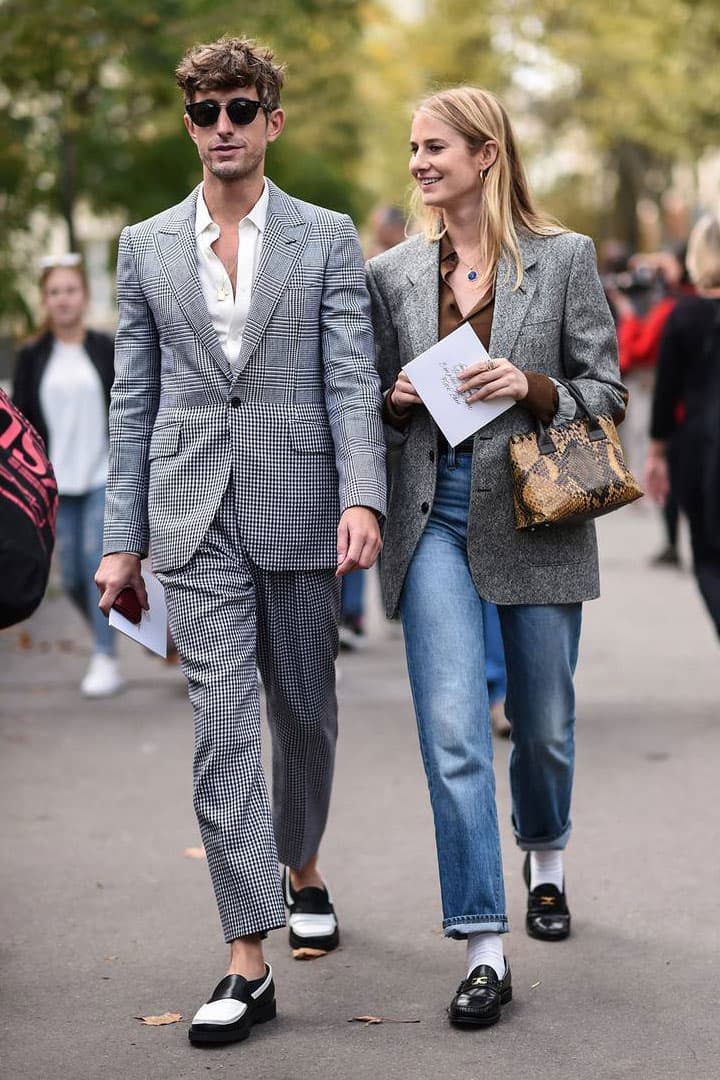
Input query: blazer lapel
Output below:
<box><xmin>401</xmin><ymin>239</ymin><xmax>440</xmax><ymax>358</ymax></box>
<box><xmin>154</xmin><ymin>186</ymin><xmax>232</xmax><ymax>381</ymax></box>
<box><xmin>489</xmin><ymin>230</ymin><xmax>540</xmax><ymax>361</ymax></box>
<box><xmin>233</xmin><ymin>181</ymin><xmax>310</xmax><ymax>376</ymax></box>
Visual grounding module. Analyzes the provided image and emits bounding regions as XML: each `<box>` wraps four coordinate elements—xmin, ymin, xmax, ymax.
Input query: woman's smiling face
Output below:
<box><xmin>409</xmin><ymin>111</ymin><xmax>486</xmax><ymax>214</ymax></box>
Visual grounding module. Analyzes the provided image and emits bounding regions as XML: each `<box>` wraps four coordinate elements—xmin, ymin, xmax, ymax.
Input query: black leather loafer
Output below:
<box><xmin>188</xmin><ymin>966</ymin><xmax>276</xmax><ymax>1046</ymax></box>
<box><xmin>448</xmin><ymin>963</ymin><xmax>512</xmax><ymax>1027</ymax></box>
<box><xmin>523</xmin><ymin>854</ymin><xmax>571</xmax><ymax>941</ymax></box>
<box><xmin>282</xmin><ymin>866</ymin><xmax>339</xmax><ymax>959</ymax></box>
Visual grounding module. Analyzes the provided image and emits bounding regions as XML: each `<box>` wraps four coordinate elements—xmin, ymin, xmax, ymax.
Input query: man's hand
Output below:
<box><xmin>95</xmin><ymin>553</ymin><xmax>149</xmax><ymax>617</ymax></box>
<box><xmin>336</xmin><ymin>507</ymin><xmax>382</xmax><ymax>578</ymax></box>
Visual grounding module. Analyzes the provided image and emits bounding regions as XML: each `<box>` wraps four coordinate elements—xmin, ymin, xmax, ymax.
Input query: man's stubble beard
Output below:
<box><xmin>202</xmin><ymin>144</ymin><xmax>265</xmax><ymax>183</ymax></box>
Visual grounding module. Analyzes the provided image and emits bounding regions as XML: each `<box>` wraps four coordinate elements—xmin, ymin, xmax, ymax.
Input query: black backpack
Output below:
<box><xmin>0</xmin><ymin>389</ymin><xmax>58</xmax><ymax>628</ymax></box>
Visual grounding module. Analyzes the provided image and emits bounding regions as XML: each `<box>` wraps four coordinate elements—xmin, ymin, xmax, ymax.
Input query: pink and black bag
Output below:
<box><xmin>0</xmin><ymin>389</ymin><xmax>58</xmax><ymax>628</ymax></box>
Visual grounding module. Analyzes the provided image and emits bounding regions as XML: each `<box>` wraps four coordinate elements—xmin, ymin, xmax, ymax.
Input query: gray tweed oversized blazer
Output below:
<box><xmin>366</xmin><ymin>228</ymin><xmax>628</xmax><ymax>618</ymax></box>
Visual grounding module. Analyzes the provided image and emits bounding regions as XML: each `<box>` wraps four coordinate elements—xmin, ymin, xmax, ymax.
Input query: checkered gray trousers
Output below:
<box><xmin>158</xmin><ymin>484</ymin><xmax>340</xmax><ymax>942</ymax></box>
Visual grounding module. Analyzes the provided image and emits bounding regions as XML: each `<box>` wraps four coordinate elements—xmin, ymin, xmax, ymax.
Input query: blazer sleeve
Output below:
<box><xmin>561</xmin><ymin>235</ymin><xmax>628</xmax><ymax>423</ymax></box>
<box><xmin>365</xmin><ymin>260</ymin><xmax>410</xmax><ymax>448</ymax></box>
<box><xmin>102</xmin><ymin>227</ymin><xmax>161</xmax><ymax>558</ymax></box>
<box><xmin>320</xmin><ymin>215</ymin><xmax>386</xmax><ymax>517</ymax></box>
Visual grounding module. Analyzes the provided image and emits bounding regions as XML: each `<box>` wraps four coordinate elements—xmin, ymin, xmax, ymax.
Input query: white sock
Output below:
<box><xmin>529</xmin><ymin>850</ymin><xmax>564</xmax><ymax>891</ymax></box>
<box><xmin>466</xmin><ymin>932</ymin><xmax>505</xmax><ymax>981</ymax></box>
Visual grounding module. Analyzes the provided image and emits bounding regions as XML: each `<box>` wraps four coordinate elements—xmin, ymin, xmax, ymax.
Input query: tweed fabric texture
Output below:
<box><xmin>509</xmin><ymin>414</ymin><xmax>643</xmax><ymax>528</ymax></box>
<box><xmin>366</xmin><ymin>229</ymin><xmax>628</xmax><ymax>615</ymax></box>
<box><xmin>103</xmin><ymin>179</ymin><xmax>386</xmax><ymax>572</ymax></box>
<box><xmin>158</xmin><ymin>485</ymin><xmax>341</xmax><ymax>942</ymax></box>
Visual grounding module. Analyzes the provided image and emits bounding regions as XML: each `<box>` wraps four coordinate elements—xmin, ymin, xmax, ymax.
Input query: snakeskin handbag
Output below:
<box><xmin>508</xmin><ymin>382</ymin><xmax>643</xmax><ymax>529</ymax></box>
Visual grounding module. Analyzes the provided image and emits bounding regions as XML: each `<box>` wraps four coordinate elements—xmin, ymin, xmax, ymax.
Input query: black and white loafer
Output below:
<box><xmin>282</xmin><ymin>865</ymin><xmax>339</xmax><ymax>960</ymax></box>
<box><xmin>188</xmin><ymin>965</ymin><xmax>276</xmax><ymax>1046</ymax></box>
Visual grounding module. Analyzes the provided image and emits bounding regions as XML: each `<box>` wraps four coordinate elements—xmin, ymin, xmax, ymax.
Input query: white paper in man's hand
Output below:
<box><xmin>108</xmin><ymin>568</ymin><xmax>168</xmax><ymax>658</ymax></box>
<box><xmin>403</xmin><ymin>322</ymin><xmax>514</xmax><ymax>447</ymax></box>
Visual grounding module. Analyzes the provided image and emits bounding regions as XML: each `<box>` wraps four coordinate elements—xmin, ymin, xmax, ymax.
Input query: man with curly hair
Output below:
<box><xmin>95</xmin><ymin>36</ymin><xmax>386</xmax><ymax>1047</ymax></box>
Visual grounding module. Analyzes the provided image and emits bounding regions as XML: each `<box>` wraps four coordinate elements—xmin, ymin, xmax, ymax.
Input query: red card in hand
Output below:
<box><xmin>112</xmin><ymin>587</ymin><xmax>142</xmax><ymax>625</ymax></box>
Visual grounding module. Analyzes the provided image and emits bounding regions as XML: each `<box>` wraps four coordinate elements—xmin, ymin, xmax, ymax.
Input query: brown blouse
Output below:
<box><xmin>383</xmin><ymin>235</ymin><xmax>559</xmax><ymax>435</ymax></box>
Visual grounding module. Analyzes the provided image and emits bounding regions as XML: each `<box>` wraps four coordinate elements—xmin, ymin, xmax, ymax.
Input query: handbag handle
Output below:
<box><xmin>535</xmin><ymin>380</ymin><xmax>607</xmax><ymax>455</ymax></box>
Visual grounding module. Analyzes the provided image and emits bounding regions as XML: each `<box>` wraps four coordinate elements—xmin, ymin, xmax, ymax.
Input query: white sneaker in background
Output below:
<box><xmin>80</xmin><ymin>654</ymin><xmax>126</xmax><ymax>698</ymax></box>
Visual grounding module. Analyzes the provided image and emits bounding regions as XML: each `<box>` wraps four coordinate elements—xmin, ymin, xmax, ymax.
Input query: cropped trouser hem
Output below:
<box><xmin>443</xmin><ymin>915</ymin><xmax>509</xmax><ymax>939</ymax></box>
<box><xmin>514</xmin><ymin>823</ymin><xmax>572</xmax><ymax>851</ymax></box>
<box><xmin>222</xmin><ymin>917</ymin><xmax>287</xmax><ymax>944</ymax></box>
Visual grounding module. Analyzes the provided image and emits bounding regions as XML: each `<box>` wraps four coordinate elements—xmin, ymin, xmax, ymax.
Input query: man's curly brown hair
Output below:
<box><xmin>175</xmin><ymin>36</ymin><xmax>285</xmax><ymax>110</ymax></box>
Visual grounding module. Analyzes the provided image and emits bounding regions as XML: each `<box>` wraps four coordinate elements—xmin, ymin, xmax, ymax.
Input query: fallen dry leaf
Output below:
<box><xmin>349</xmin><ymin>1015</ymin><xmax>421</xmax><ymax>1026</ymax></box>
<box><xmin>183</xmin><ymin>846</ymin><xmax>206</xmax><ymax>859</ymax></box>
<box><xmin>135</xmin><ymin>1012</ymin><xmax>183</xmax><ymax>1026</ymax></box>
<box><xmin>17</xmin><ymin>631</ymin><xmax>33</xmax><ymax>650</ymax></box>
<box><xmin>104</xmin><ymin>955</ymin><xmax>119</xmax><ymax>962</ymax></box>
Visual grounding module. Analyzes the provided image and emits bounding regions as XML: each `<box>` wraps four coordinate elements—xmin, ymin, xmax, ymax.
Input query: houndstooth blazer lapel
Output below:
<box><xmin>154</xmin><ymin>185</ymin><xmax>233</xmax><ymax>381</ymax></box>
<box><xmin>233</xmin><ymin>180</ymin><xmax>311</xmax><ymax>377</ymax></box>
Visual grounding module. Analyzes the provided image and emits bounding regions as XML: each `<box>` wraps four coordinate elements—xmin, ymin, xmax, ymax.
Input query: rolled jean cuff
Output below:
<box><xmin>443</xmin><ymin>915</ymin><xmax>509</xmax><ymax>939</ymax></box>
<box><xmin>514</xmin><ymin>822</ymin><xmax>571</xmax><ymax>852</ymax></box>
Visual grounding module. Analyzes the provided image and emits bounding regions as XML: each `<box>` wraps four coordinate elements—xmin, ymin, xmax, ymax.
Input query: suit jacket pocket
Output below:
<box><xmin>148</xmin><ymin>422</ymin><xmax>182</xmax><ymax>460</ymax></box>
<box><xmin>289</xmin><ymin>421</ymin><xmax>335</xmax><ymax>454</ymax></box>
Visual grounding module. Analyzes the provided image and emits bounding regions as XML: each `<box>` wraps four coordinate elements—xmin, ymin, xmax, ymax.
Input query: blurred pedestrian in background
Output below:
<box><xmin>605</xmin><ymin>246</ymin><xmax>693</xmax><ymax>566</ymax></box>
<box><xmin>365</xmin><ymin>204</ymin><xmax>407</xmax><ymax>259</ymax></box>
<box><xmin>645</xmin><ymin>213</ymin><xmax>720</xmax><ymax>639</ymax></box>
<box><xmin>368</xmin><ymin>85</ymin><xmax>627</xmax><ymax>1029</ymax></box>
<box><xmin>12</xmin><ymin>256</ymin><xmax>123</xmax><ymax>697</ymax></box>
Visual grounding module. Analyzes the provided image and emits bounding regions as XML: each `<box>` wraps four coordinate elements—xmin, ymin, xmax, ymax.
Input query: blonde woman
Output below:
<box><xmin>366</xmin><ymin>87</ymin><xmax>627</xmax><ymax>1026</ymax></box>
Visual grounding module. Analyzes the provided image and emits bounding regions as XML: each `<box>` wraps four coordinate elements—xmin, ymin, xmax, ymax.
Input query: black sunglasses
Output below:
<box><xmin>185</xmin><ymin>97</ymin><xmax>270</xmax><ymax>128</ymax></box>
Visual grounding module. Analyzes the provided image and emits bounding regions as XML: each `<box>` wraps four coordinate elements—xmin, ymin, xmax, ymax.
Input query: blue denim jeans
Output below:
<box><xmin>483</xmin><ymin>599</ymin><xmax>506</xmax><ymax>706</ymax></box>
<box><xmin>55</xmin><ymin>485</ymin><xmax>115</xmax><ymax>656</ymax></box>
<box><xmin>399</xmin><ymin>453</ymin><xmax>581</xmax><ymax>938</ymax></box>
<box><xmin>341</xmin><ymin>567</ymin><xmax>366</xmax><ymax>619</ymax></box>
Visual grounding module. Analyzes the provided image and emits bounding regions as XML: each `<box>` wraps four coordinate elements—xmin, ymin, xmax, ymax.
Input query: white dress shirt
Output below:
<box><xmin>195</xmin><ymin>181</ymin><xmax>269</xmax><ymax>368</ymax></box>
<box><xmin>39</xmin><ymin>340</ymin><xmax>108</xmax><ymax>495</ymax></box>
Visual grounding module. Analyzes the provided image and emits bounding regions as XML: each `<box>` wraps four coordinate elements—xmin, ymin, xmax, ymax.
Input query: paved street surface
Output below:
<box><xmin>2</xmin><ymin>507</ymin><xmax>719</xmax><ymax>1080</ymax></box>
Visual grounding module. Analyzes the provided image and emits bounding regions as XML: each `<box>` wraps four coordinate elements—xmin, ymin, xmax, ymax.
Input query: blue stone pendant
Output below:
<box><xmin>467</xmin><ymin>270</ymin><xmax>478</xmax><ymax>281</ymax></box>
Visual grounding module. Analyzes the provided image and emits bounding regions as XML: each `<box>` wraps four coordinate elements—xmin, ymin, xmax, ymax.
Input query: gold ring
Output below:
<box><xmin>487</xmin><ymin>359</ymin><xmax>495</xmax><ymax>371</ymax></box>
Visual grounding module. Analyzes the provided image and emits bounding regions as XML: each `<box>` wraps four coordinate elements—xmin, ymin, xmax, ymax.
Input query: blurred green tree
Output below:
<box><xmin>506</xmin><ymin>0</ymin><xmax>720</xmax><ymax>246</ymax></box>
<box><xmin>0</xmin><ymin>0</ymin><xmax>369</xmax><ymax>326</ymax></box>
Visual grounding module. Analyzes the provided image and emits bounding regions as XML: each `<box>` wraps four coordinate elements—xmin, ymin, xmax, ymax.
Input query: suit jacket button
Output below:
<box><xmin>230</xmin><ymin>397</ymin><xmax>241</xmax><ymax>407</ymax></box>
<box><xmin>421</xmin><ymin>501</ymin><xmax>430</xmax><ymax>513</ymax></box>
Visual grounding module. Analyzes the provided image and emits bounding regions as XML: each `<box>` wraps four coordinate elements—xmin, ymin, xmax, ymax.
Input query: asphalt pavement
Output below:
<box><xmin>1</xmin><ymin>506</ymin><xmax>719</xmax><ymax>1080</ymax></box>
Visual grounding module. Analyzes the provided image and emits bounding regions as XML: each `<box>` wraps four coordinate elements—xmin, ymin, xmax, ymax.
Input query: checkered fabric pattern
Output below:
<box><xmin>103</xmin><ymin>179</ymin><xmax>387</xmax><ymax>571</ymax></box>
<box><xmin>158</xmin><ymin>483</ymin><xmax>341</xmax><ymax>942</ymax></box>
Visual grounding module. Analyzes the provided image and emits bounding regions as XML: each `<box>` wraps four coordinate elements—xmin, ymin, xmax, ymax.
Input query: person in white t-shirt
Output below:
<box><xmin>12</xmin><ymin>256</ymin><xmax>124</xmax><ymax>698</ymax></box>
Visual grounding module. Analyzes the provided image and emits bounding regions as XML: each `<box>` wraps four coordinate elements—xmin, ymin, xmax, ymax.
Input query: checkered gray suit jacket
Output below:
<box><xmin>103</xmin><ymin>180</ymin><xmax>386</xmax><ymax>572</ymax></box>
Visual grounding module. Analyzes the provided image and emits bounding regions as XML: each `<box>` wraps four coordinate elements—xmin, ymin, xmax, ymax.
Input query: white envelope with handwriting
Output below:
<box><xmin>402</xmin><ymin>322</ymin><xmax>514</xmax><ymax>447</ymax></box>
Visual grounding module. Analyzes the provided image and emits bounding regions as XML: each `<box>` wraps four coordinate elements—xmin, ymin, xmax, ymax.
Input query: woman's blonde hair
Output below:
<box><xmin>686</xmin><ymin>213</ymin><xmax>720</xmax><ymax>291</ymax></box>
<box><xmin>409</xmin><ymin>86</ymin><xmax>566</xmax><ymax>292</ymax></box>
